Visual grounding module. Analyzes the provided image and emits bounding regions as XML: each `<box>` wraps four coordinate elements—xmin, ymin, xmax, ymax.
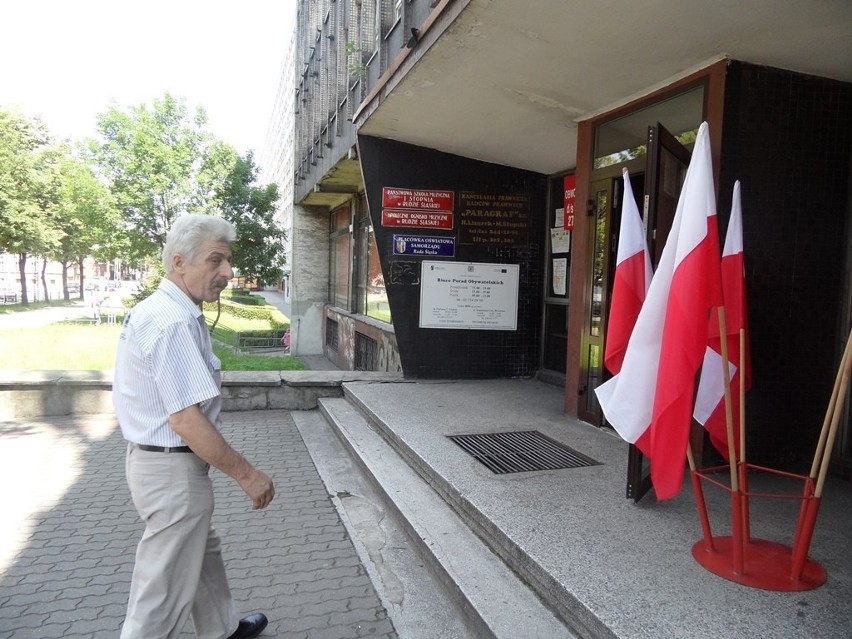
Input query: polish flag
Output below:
<box><xmin>604</xmin><ymin>169</ymin><xmax>653</xmax><ymax>375</ymax></box>
<box><xmin>595</xmin><ymin>122</ymin><xmax>722</xmax><ymax>500</ymax></box>
<box><xmin>693</xmin><ymin>181</ymin><xmax>751</xmax><ymax>459</ymax></box>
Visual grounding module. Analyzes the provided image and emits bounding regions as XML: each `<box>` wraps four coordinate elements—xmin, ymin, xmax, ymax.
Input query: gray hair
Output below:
<box><xmin>162</xmin><ymin>214</ymin><xmax>236</xmax><ymax>274</ymax></box>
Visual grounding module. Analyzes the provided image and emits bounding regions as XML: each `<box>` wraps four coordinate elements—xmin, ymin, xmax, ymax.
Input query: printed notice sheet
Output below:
<box><xmin>552</xmin><ymin>258</ymin><xmax>567</xmax><ymax>295</ymax></box>
<box><xmin>419</xmin><ymin>261</ymin><xmax>519</xmax><ymax>330</ymax></box>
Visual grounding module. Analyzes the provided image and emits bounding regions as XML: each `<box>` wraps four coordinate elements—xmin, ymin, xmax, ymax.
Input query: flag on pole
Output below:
<box><xmin>595</xmin><ymin>122</ymin><xmax>722</xmax><ymax>500</ymax></box>
<box><xmin>694</xmin><ymin>181</ymin><xmax>751</xmax><ymax>459</ymax></box>
<box><xmin>604</xmin><ymin>169</ymin><xmax>653</xmax><ymax>375</ymax></box>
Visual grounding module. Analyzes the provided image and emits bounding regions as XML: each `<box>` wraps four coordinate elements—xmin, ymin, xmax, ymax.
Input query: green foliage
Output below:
<box><xmin>87</xmin><ymin>94</ymin><xmax>285</xmax><ymax>286</ymax></box>
<box><xmin>221</xmin><ymin>288</ymin><xmax>265</xmax><ymax>306</ymax></box>
<box><xmin>202</xmin><ymin>297</ymin><xmax>288</xmax><ymax>328</ymax></box>
<box><xmin>123</xmin><ymin>270</ymin><xmax>163</xmax><ymax>308</ymax></box>
<box><xmin>0</xmin><ymin>320</ymin><xmax>305</xmax><ymax>371</ymax></box>
<box><xmin>0</xmin><ymin>108</ymin><xmax>64</xmax><ymax>303</ymax></box>
<box><xmin>52</xmin><ymin>151</ymin><xmax>122</xmax><ymax>298</ymax></box>
<box><xmin>213</xmin><ymin>348</ymin><xmax>306</xmax><ymax>371</ymax></box>
<box><xmin>345</xmin><ymin>41</ymin><xmax>368</xmax><ymax>78</ymax></box>
<box><xmin>88</xmin><ymin>93</ymin><xmax>219</xmax><ymax>261</ymax></box>
<box><xmin>212</xmin><ymin>151</ymin><xmax>287</xmax><ymax>287</ymax></box>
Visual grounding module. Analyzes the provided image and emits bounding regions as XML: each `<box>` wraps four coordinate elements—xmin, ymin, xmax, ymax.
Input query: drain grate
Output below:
<box><xmin>448</xmin><ymin>430</ymin><xmax>599</xmax><ymax>474</ymax></box>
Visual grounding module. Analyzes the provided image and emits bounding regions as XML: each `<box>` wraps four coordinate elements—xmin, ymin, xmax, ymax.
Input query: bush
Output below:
<box><xmin>221</xmin><ymin>288</ymin><xmax>265</xmax><ymax>306</ymax></box>
<box><xmin>203</xmin><ymin>298</ymin><xmax>288</xmax><ymax>329</ymax></box>
<box><xmin>124</xmin><ymin>273</ymin><xmax>162</xmax><ymax>308</ymax></box>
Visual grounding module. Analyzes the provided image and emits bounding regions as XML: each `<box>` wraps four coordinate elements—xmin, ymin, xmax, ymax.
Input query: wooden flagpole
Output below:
<box><xmin>809</xmin><ymin>329</ymin><xmax>852</xmax><ymax>482</ymax></box>
<box><xmin>791</xmin><ymin>328</ymin><xmax>852</xmax><ymax>579</ymax></box>
<box><xmin>716</xmin><ymin>306</ymin><xmax>744</xmax><ymax>574</ymax></box>
<box><xmin>737</xmin><ymin>328</ymin><xmax>751</xmax><ymax>542</ymax></box>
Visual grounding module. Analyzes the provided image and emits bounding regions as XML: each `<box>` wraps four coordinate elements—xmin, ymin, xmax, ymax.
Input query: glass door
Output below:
<box><xmin>625</xmin><ymin>122</ymin><xmax>691</xmax><ymax>502</ymax></box>
<box><xmin>577</xmin><ymin>178</ymin><xmax>614</xmax><ymax>424</ymax></box>
<box><xmin>541</xmin><ymin>174</ymin><xmax>572</xmax><ymax>376</ymax></box>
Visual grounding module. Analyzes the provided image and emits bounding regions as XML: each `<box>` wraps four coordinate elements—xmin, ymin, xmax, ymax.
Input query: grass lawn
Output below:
<box><xmin>0</xmin><ymin>316</ymin><xmax>306</xmax><ymax>372</ymax></box>
<box><xmin>0</xmin><ymin>298</ymin><xmax>81</xmax><ymax>315</ymax></box>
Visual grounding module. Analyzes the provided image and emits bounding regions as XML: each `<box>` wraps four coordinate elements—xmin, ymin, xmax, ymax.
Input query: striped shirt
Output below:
<box><xmin>113</xmin><ymin>278</ymin><xmax>222</xmax><ymax>447</ymax></box>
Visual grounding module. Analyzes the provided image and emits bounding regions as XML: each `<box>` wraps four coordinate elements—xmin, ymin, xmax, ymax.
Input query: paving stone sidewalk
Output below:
<box><xmin>0</xmin><ymin>410</ymin><xmax>397</xmax><ymax>639</ymax></box>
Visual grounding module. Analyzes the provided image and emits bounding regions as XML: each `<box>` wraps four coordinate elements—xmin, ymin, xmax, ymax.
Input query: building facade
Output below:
<box><xmin>284</xmin><ymin>1</ymin><xmax>852</xmax><ymax>481</ymax></box>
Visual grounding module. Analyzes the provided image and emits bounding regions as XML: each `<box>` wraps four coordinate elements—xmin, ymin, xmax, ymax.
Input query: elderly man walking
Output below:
<box><xmin>113</xmin><ymin>214</ymin><xmax>273</xmax><ymax>639</ymax></box>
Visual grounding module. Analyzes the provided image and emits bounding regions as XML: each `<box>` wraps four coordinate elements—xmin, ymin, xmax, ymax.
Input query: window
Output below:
<box><xmin>355</xmin><ymin>332</ymin><xmax>378</xmax><ymax>370</ymax></box>
<box><xmin>329</xmin><ymin>205</ymin><xmax>352</xmax><ymax>309</ymax></box>
<box><xmin>326</xmin><ymin>318</ymin><xmax>339</xmax><ymax>350</ymax></box>
<box><xmin>355</xmin><ymin>196</ymin><xmax>390</xmax><ymax>323</ymax></box>
<box><xmin>365</xmin><ymin>224</ymin><xmax>390</xmax><ymax>322</ymax></box>
<box><xmin>593</xmin><ymin>86</ymin><xmax>704</xmax><ymax>169</ymax></box>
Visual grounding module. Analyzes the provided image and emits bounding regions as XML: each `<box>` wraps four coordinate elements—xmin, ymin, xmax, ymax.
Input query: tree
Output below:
<box><xmin>89</xmin><ymin>93</ymin><xmax>212</xmax><ymax>261</ymax></box>
<box><xmin>214</xmin><ymin>151</ymin><xmax>286</xmax><ymax>287</ymax></box>
<box><xmin>52</xmin><ymin>151</ymin><xmax>122</xmax><ymax>298</ymax></box>
<box><xmin>0</xmin><ymin>108</ymin><xmax>62</xmax><ymax>304</ymax></box>
<box><xmin>88</xmin><ymin>93</ymin><xmax>286</xmax><ymax>288</ymax></box>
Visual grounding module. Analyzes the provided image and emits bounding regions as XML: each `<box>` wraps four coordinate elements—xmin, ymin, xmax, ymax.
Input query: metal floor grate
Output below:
<box><xmin>448</xmin><ymin>430</ymin><xmax>599</xmax><ymax>474</ymax></box>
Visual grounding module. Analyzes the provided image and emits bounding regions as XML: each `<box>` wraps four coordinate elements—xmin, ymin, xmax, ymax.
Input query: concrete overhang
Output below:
<box><xmin>297</xmin><ymin>156</ymin><xmax>363</xmax><ymax>210</ymax></box>
<box><xmin>357</xmin><ymin>0</ymin><xmax>852</xmax><ymax>175</ymax></box>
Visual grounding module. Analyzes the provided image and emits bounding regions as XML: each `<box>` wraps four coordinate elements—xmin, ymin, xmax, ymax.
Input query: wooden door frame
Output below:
<box><xmin>564</xmin><ymin>59</ymin><xmax>726</xmax><ymax>417</ymax></box>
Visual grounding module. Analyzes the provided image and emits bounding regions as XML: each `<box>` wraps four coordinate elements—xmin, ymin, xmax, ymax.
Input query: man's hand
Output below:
<box><xmin>238</xmin><ymin>468</ymin><xmax>275</xmax><ymax>510</ymax></box>
<box><xmin>170</xmin><ymin>404</ymin><xmax>275</xmax><ymax>509</ymax></box>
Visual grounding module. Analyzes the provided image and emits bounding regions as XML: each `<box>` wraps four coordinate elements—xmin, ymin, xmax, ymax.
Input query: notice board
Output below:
<box><xmin>419</xmin><ymin>261</ymin><xmax>519</xmax><ymax>330</ymax></box>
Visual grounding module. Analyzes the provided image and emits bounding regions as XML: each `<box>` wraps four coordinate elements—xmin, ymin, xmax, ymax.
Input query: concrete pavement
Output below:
<box><xmin>0</xmin><ymin>410</ymin><xmax>397</xmax><ymax>638</ymax></box>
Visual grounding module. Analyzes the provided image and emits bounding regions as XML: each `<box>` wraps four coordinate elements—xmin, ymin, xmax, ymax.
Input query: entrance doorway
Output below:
<box><xmin>577</xmin><ymin>165</ymin><xmax>645</xmax><ymax>424</ymax></box>
<box><xmin>541</xmin><ymin>174</ymin><xmax>572</xmax><ymax>378</ymax></box>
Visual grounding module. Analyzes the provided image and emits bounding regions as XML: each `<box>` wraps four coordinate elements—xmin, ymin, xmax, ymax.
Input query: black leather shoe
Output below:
<box><xmin>227</xmin><ymin>613</ymin><xmax>268</xmax><ymax>639</ymax></box>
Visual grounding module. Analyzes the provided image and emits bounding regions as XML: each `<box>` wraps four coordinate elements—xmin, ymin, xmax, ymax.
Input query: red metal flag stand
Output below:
<box><xmin>689</xmin><ymin>322</ymin><xmax>852</xmax><ymax>591</ymax></box>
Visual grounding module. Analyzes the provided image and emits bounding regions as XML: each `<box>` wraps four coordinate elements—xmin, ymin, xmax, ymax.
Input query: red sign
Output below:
<box><xmin>563</xmin><ymin>174</ymin><xmax>576</xmax><ymax>231</ymax></box>
<box><xmin>382</xmin><ymin>187</ymin><xmax>455</xmax><ymax>211</ymax></box>
<box><xmin>382</xmin><ymin>209</ymin><xmax>454</xmax><ymax>229</ymax></box>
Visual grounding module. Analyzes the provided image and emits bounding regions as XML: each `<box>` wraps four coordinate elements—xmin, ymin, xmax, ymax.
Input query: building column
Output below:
<box><xmin>289</xmin><ymin>204</ymin><xmax>328</xmax><ymax>355</ymax></box>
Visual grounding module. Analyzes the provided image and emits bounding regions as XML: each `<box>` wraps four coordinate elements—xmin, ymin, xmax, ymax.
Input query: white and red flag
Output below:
<box><xmin>595</xmin><ymin>122</ymin><xmax>722</xmax><ymax>500</ymax></box>
<box><xmin>604</xmin><ymin>169</ymin><xmax>653</xmax><ymax>375</ymax></box>
<box><xmin>693</xmin><ymin>181</ymin><xmax>751</xmax><ymax>459</ymax></box>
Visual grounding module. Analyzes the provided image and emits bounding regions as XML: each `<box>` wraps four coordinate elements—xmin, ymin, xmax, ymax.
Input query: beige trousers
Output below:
<box><xmin>121</xmin><ymin>444</ymin><xmax>240</xmax><ymax>639</ymax></box>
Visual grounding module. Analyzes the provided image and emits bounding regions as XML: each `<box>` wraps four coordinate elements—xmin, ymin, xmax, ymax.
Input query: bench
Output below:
<box><xmin>1</xmin><ymin>293</ymin><xmax>17</xmax><ymax>304</ymax></box>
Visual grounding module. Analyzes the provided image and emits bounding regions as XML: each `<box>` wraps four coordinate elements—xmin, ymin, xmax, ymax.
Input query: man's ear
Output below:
<box><xmin>172</xmin><ymin>253</ymin><xmax>186</xmax><ymax>275</ymax></box>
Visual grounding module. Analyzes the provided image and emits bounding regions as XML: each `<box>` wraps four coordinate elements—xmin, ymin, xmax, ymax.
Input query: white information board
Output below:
<box><xmin>419</xmin><ymin>261</ymin><xmax>519</xmax><ymax>330</ymax></box>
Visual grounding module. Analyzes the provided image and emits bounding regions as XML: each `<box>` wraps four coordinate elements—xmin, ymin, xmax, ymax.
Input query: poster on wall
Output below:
<box><xmin>550</xmin><ymin>228</ymin><xmax>571</xmax><ymax>254</ymax></box>
<box><xmin>419</xmin><ymin>261</ymin><xmax>520</xmax><ymax>330</ymax></box>
<box><xmin>552</xmin><ymin>257</ymin><xmax>567</xmax><ymax>296</ymax></box>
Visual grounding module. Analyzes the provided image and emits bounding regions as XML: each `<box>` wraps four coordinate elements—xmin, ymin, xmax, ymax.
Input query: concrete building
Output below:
<box><xmin>278</xmin><ymin>0</ymin><xmax>852</xmax><ymax>489</ymax></box>
<box><xmin>258</xmin><ymin>23</ymin><xmax>297</xmax><ymax>310</ymax></box>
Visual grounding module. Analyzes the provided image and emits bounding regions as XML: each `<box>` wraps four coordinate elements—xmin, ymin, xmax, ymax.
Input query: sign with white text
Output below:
<box><xmin>382</xmin><ymin>187</ymin><xmax>455</xmax><ymax>211</ymax></box>
<box><xmin>419</xmin><ymin>261</ymin><xmax>519</xmax><ymax>330</ymax></box>
<box><xmin>563</xmin><ymin>174</ymin><xmax>576</xmax><ymax>231</ymax></box>
<box><xmin>382</xmin><ymin>209</ymin><xmax>454</xmax><ymax>229</ymax></box>
<box><xmin>393</xmin><ymin>234</ymin><xmax>455</xmax><ymax>257</ymax></box>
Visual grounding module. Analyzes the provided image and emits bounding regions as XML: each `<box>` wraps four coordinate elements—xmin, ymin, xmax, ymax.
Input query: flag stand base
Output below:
<box><xmin>692</xmin><ymin>536</ymin><xmax>825</xmax><ymax>591</ymax></box>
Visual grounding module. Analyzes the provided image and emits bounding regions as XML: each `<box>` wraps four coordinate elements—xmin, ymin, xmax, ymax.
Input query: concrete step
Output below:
<box><xmin>318</xmin><ymin>396</ymin><xmax>575</xmax><ymax>639</ymax></box>
<box><xmin>292</xmin><ymin>408</ymin><xmax>475</xmax><ymax>639</ymax></box>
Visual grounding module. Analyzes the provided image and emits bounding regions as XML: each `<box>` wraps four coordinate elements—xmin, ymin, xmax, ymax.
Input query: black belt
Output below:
<box><xmin>134</xmin><ymin>444</ymin><xmax>193</xmax><ymax>453</ymax></box>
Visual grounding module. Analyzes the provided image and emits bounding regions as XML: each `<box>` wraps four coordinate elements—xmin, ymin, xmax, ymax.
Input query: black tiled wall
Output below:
<box><xmin>720</xmin><ymin>61</ymin><xmax>852</xmax><ymax>469</ymax></box>
<box><xmin>358</xmin><ymin>136</ymin><xmax>546</xmax><ymax>379</ymax></box>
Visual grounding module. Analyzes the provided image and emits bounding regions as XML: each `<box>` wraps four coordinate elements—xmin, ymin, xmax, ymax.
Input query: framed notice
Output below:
<box><xmin>419</xmin><ymin>261</ymin><xmax>519</xmax><ymax>330</ymax></box>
